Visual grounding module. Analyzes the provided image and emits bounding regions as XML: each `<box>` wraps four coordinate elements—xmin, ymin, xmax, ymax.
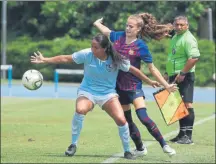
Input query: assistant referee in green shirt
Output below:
<box><xmin>166</xmin><ymin>16</ymin><xmax>200</xmax><ymax>144</ymax></box>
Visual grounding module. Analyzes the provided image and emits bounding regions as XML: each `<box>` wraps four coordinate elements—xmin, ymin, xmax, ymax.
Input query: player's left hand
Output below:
<box><xmin>166</xmin><ymin>83</ymin><xmax>178</xmax><ymax>92</ymax></box>
<box><xmin>93</xmin><ymin>17</ymin><xmax>103</xmax><ymax>25</ymax></box>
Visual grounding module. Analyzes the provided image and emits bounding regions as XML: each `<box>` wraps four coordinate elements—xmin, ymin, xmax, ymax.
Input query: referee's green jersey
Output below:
<box><xmin>166</xmin><ymin>30</ymin><xmax>200</xmax><ymax>76</ymax></box>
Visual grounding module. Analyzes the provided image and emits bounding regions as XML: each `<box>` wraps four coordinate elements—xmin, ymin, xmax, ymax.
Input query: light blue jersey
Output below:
<box><xmin>72</xmin><ymin>48</ymin><xmax>130</xmax><ymax>95</ymax></box>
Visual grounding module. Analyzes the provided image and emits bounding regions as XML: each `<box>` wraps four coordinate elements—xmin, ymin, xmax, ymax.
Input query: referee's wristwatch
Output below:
<box><xmin>180</xmin><ymin>71</ymin><xmax>187</xmax><ymax>76</ymax></box>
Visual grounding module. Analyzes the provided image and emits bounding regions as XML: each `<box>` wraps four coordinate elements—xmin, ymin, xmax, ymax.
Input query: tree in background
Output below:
<box><xmin>3</xmin><ymin>1</ymin><xmax>215</xmax><ymax>40</ymax></box>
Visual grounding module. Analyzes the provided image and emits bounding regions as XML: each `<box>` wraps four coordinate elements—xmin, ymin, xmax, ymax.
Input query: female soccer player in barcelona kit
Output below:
<box><xmin>31</xmin><ymin>33</ymin><xmax>163</xmax><ymax>159</ymax></box>
<box><xmin>94</xmin><ymin>13</ymin><xmax>178</xmax><ymax>157</ymax></box>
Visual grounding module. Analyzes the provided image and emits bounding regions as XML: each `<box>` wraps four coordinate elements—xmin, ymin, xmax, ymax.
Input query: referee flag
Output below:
<box><xmin>153</xmin><ymin>88</ymin><xmax>189</xmax><ymax>125</ymax></box>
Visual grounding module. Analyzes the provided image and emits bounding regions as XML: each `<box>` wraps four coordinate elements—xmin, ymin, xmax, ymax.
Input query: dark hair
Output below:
<box><xmin>93</xmin><ymin>33</ymin><xmax>126</xmax><ymax>69</ymax></box>
<box><xmin>128</xmin><ymin>13</ymin><xmax>173</xmax><ymax>40</ymax></box>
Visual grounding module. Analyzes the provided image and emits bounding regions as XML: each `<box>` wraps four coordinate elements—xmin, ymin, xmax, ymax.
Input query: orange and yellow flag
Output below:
<box><xmin>153</xmin><ymin>88</ymin><xmax>189</xmax><ymax>125</ymax></box>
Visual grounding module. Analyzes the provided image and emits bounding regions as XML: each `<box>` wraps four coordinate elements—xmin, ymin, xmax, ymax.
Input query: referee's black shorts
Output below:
<box><xmin>169</xmin><ymin>72</ymin><xmax>195</xmax><ymax>103</ymax></box>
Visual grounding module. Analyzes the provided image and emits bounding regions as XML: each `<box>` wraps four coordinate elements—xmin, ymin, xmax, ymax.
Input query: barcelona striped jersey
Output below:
<box><xmin>110</xmin><ymin>31</ymin><xmax>153</xmax><ymax>91</ymax></box>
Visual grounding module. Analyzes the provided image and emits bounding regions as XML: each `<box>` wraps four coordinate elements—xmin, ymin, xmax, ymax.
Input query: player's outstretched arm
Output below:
<box><xmin>129</xmin><ymin>66</ymin><xmax>161</xmax><ymax>88</ymax></box>
<box><xmin>93</xmin><ymin>17</ymin><xmax>111</xmax><ymax>37</ymax></box>
<box><xmin>31</xmin><ymin>51</ymin><xmax>73</xmax><ymax>64</ymax></box>
<box><xmin>147</xmin><ymin>63</ymin><xmax>178</xmax><ymax>92</ymax></box>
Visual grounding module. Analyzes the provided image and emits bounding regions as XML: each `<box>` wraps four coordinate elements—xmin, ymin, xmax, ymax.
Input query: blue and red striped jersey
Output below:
<box><xmin>110</xmin><ymin>31</ymin><xmax>153</xmax><ymax>91</ymax></box>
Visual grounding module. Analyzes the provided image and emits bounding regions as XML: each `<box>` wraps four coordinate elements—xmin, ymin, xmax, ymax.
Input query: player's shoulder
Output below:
<box><xmin>112</xmin><ymin>30</ymin><xmax>125</xmax><ymax>34</ymax></box>
<box><xmin>135</xmin><ymin>39</ymin><xmax>149</xmax><ymax>49</ymax></box>
<box><xmin>111</xmin><ymin>31</ymin><xmax>126</xmax><ymax>37</ymax></box>
<box><xmin>74</xmin><ymin>48</ymin><xmax>93</xmax><ymax>61</ymax></box>
<box><xmin>79</xmin><ymin>48</ymin><xmax>92</xmax><ymax>54</ymax></box>
<box><xmin>78</xmin><ymin>48</ymin><xmax>93</xmax><ymax>56</ymax></box>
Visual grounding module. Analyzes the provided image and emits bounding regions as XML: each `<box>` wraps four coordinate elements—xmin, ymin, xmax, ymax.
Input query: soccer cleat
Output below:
<box><xmin>124</xmin><ymin>151</ymin><xmax>136</xmax><ymax>160</ymax></box>
<box><xmin>169</xmin><ymin>135</ymin><xmax>181</xmax><ymax>142</ymax></box>
<box><xmin>163</xmin><ymin>145</ymin><xmax>176</xmax><ymax>157</ymax></box>
<box><xmin>133</xmin><ymin>145</ymin><xmax>148</xmax><ymax>156</ymax></box>
<box><xmin>65</xmin><ymin>144</ymin><xmax>77</xmax><ymax>156</ymax></box>
<box><xmin>175</xmin><ymin>135</ymin><xmax>194</xmax><ymax>145</ymax></box>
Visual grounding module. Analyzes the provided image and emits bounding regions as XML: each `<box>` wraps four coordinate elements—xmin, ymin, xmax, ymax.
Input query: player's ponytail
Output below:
<box><xmin>128</xmin><ymin>13</ymin><xmax>173</xmax><ymax>40</ymax></box>
<box><xmin>93</xmin><ymin>34</ymin><xmax>126</xmax><ymax>70</ymax></box>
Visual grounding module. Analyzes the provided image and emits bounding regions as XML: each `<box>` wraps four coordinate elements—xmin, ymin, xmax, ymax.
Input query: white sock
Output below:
<box><xmin>118</xmin><ymin>123</ymin><xmax>130</xmax><ymax>152</ymax></box>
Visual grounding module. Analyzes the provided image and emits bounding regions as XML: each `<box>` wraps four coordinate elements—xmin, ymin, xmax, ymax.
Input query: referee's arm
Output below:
<box><xmin>181</xmin><ymin>57</ymin><xmax>199</xmax><ymax>74</ymax></box>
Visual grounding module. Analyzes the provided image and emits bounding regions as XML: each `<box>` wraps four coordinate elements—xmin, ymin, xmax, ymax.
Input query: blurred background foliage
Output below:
<box><xmin>1</xmin><ymin>1</ymin><xmax>215</xmax><ymax>86</ymax></box>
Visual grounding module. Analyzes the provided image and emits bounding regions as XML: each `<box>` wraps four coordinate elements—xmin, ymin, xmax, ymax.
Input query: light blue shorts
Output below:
<box><xmin>77</xmin><ymin>89</ymin><xmax>119</xmax><ymax>109</ymax></box>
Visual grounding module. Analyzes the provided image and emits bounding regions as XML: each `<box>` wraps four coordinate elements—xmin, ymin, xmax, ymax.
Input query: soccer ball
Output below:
<box><xmin>22</xmin><ymin>69</ymin><xmax>43</xmax><ymax>90</ymax></box>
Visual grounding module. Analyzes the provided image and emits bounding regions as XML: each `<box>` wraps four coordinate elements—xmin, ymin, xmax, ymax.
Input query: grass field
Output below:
<box><xmin>1</xmin><ymin>97</ymin><xmax>215</xmax><ymax>163</ymax></box>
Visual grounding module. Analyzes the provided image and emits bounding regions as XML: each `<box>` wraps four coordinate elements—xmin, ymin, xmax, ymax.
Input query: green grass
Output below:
<box><xmin>1</xmin><ymin>97</ymin><xmax>215</xmax><ymax>163</ymax></box>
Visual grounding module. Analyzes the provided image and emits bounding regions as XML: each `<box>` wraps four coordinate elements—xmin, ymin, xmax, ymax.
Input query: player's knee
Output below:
<box><xmin>115</xmin><ymin>116</ymin><xmax>127</xmax><ymax>126</ymax></box>
<box><xmin>76</xmin><ymin>108</ymin><xmax>88</xmax><ymax>115</ymax></box>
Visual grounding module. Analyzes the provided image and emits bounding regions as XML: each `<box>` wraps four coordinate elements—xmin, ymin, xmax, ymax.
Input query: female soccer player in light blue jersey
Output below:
<box><xmin>31</xmin><ymin>33</ymin><xmax>161</xmax><ymax>160</ymax></box>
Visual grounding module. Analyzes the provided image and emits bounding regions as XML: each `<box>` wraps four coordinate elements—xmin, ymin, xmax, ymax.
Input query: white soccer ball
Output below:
<box><xmin>22</xmin><ymin>69</ymin><xmax>43</xmax><ymax>90</ymax></box>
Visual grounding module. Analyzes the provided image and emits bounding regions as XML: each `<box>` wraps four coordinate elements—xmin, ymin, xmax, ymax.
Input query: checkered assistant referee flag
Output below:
<box><xmin>153</xmin><ymin>88</ymin><xmax>189</xmax><ymax>126</ymax></box>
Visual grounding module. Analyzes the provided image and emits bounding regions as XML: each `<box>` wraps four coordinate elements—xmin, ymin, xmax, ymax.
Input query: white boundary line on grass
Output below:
<box><xmin>101</xmin><ymin>114</ymin><xmax>215</xmax><ymax>163</ymax></box>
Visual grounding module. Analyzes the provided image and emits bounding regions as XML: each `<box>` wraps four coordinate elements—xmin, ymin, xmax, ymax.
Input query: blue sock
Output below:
<box><xmin>136</xmin><ymin>108</ymin><xmax>167</xmax><ymax>148</ymax></box>
<box><xmin>118</xmin><ymin>123</ymin><xmax>130</xmax><ymax>152</ymax></box>
<box><xmin>71</xmin><ymin>112</ymin><xmax>85</xmax><ymax>146</ymax></box>
<box><xmin>124</xmin><ymin>110</ymin><xmax>143</xmax><ymax>150</ymax></box>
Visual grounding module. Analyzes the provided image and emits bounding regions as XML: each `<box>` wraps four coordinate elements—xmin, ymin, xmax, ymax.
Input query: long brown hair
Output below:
<box><xmin>128</xmin><ymin>13</ymin><xmax>173</xmax><ymax>40</ymax></box>
<box><xmin>93</xmin><ymin>33</ymin><xmax>126</xmax><ymax>70</ymax></box>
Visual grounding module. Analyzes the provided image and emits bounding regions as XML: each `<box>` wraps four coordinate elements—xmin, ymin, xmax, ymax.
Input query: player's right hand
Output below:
<box><xmin>31</xmin><ymin>51</ymin><xmax>45</xmax><ymax>64</ymax></box>
<box><xmin>150</xmin><ymin>80</ymin><xmax>161</xmax><ymax>88</ymax></box>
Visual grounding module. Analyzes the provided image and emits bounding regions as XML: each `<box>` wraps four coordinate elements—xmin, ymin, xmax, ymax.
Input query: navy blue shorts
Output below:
<box><xmin>169</xmin><ymin>72</ymin><xmax>195</xmax><ymax>103</ymax></box>
<box><xmin>116</xmin><ymin>88</ymin><xmax>145</xmax><ymax>105</ymax></box>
